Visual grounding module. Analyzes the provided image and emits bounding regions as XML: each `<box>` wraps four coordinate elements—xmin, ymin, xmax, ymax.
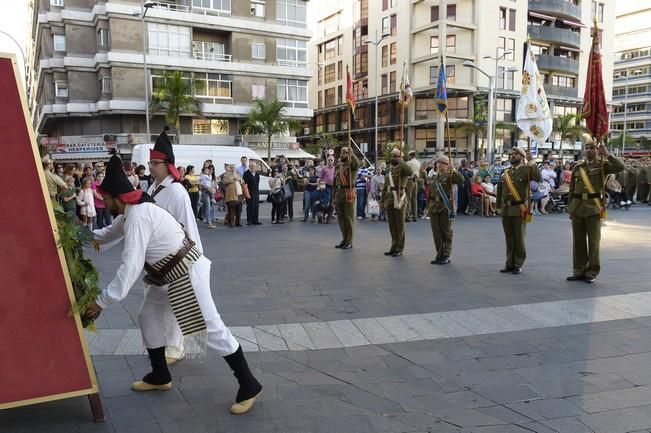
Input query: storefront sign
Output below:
<box><xmin>40</xmin><ymin>134</ymin><xmax>139</xmax><ymax>154</ymax></box>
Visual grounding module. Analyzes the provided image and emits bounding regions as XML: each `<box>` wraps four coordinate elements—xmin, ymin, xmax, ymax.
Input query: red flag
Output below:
<box><xmin>346</xmin><ymin>65</ymin><xmax>356</xmax><ymax>115</ymax></box>
<box><xmin>581</xmin><ymin>19</ymin><xmax>609</xmax><ymax>141</ymax></box>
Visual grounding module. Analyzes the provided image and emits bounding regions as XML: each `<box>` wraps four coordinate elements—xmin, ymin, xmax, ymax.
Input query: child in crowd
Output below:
<box><xmin>76</xmin><ymin>176</ymin><xmax>96</xmax><ymax>229</ymax></box>
<box><xmin>61</xmin><ymin>176</ymin><xmax>78</xmax><ymax>220</ymax></box>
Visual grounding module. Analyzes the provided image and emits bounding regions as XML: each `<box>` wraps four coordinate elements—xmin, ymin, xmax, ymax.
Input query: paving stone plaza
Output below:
<box><xmin>3</xmin><ymin>203</ymin><xmax>651</xmax><ymax>433</ymax></box>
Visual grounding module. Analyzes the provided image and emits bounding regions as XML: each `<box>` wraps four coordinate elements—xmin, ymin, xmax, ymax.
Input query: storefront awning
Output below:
<box><xmin>253</xmin><ymin>148</ymin><xmax>317</xmax><ymax>160</ymax></box>
<box><xmin>51</xmin><ymin>152</ymin><xmax>112</xmax><ymax>162</ymax></box>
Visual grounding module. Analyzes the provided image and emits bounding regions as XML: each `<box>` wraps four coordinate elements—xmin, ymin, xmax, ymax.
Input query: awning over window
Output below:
<box><xmin>562</xmin><ymin>19</ymin><xmax>586</xmax><ymax>28</ymax></box>
<box><xmin>529</xmin><ymin>11</ymin><xmax>557</xmax><ymax>21</ymax></box>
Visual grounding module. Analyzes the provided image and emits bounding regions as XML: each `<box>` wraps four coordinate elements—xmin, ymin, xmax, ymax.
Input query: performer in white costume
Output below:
<box><xmin>146</xmin><ymin>127</ymin><xmax>201</xmax><ymax>364</ymax></box>
<box><xmin>85</xmin><ymin>154</ymin><xmax>261</xmax><ymax>415</ymax></box>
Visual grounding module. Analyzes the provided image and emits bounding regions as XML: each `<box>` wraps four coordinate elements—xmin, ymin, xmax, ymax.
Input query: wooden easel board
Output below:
<box><xmin>0</xmin><ymin>54</ymin><xmax>99</xmax><ymax>411</ymax></box>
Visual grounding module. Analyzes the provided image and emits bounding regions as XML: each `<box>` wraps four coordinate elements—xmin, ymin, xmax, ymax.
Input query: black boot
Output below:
<box><xmin>223</xmin><ymin>345</ymin><xmax>262</xmax><ymax>414</ymax></box>
<box><xmin>131</xmin><ymin>347</ymin><xmax>172</xmax><ymax>391</ymax></box>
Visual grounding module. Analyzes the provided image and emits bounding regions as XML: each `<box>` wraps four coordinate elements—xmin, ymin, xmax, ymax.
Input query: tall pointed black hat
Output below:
<box><xmin>149</xmin><ymin>126</ymin><xmax>180</xmax><ymax>180</ymax></box>
<box><xmin>97</xmin><ymin>153</ymin><xmax>135</xmax><ymax>196</ymax></box>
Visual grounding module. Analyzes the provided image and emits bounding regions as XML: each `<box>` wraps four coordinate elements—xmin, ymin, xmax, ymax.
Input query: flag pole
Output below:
<box><xmin>445</xmin><ymin>109</ymin><xmax>455</xmax><ymax>213</ymax></box>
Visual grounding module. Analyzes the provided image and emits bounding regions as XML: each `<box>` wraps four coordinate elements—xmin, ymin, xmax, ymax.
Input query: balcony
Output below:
<box><xmin>545</xmin><ymin>85</ymin><xmax>578</xmax><ymax>98</ymax></box>
<box><xmin>527</xmin><ymin>24</ymin><xmax>580</xmax><ymax>48</ymax></box>
<box><xmin>528</xmin><ymin>0</ymin><xmax>581</xmax><ymax>20</ymax></box>
<box><xmin>192</xmin><ymin>41</ymin><xmax>232</xmax><ymax>62</ymax></box>
<box><xmin>536</xmin><ymin>54</ymin><xmax>579</xmax><ymax>75</ymax></box>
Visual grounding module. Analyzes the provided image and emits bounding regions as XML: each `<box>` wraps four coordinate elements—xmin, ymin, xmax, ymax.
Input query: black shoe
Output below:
<box><xmin>392</xmin><ymin>251</ymin><xmax>402</xmax><ymax>257</ymax></box>
<box><xmin>499</xmin><ymin>267</ymin><xmax>514</xmax><ymax>273</ymax></box>
<box><xmin>223</xmin><ymin>346</ymin><xmax>262</xmax><ymax>412</ymax></box>
<box><xmin>253</xmin><ymin>222</ymin><xmax>262</xmax><ymax>225</ymax></box>
<box><xmin>335</xmin><ymin>242</ymin><xmax>345</xmax><ymax>248</ymax></box>
<box><xmin>567</xmin><ymin>275</ymin><xmax>585</xmax><ymax>281</ymax></box>
<box><xmin>142</xmin><ymin>347</ymin><xmax>172</xmax><ymax>385</ymax></box>
<box><xmin>341</xmin><ymin>244</ymin><xmax>353</xmax><ymax>249</ymax></box>
<box><xmin>384</xmin><ymin>250</ymin><xmax>395</xmax><ymax>256</ymax></box>
<box><xmin>512</xmin><ymin>268</ymin><xmax>522</xmax><ymax>274</ymax></box>
<box><xmin>438</xmin><ymin>257</ymin><xmax>450</xmax><ymax>265</ymax></box>
<box><xmin>585</xmin><ymin>276</ymin><xmax>596</xmax><ymax>284</ymax></box>
<box><xmin>302</xmin><ymin>217</ymin><xmax>308</xmax><ymax>222</ymax></box>
<box><xmin>235</xmin><ymin>224</ymin><xmax>242</xmax><ymax>227</ymax></box>
<box><xmin>431</xmin><ymin>258</ymin><xmax>441</xmax><ymax>264</ymax></box>
<box><xmin>276</xmin><ymin>221</ymin><xmax>284</xmax><ymax>224</ymax></box>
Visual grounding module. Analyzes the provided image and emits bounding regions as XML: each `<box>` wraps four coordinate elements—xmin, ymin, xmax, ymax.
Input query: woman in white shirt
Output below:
<box><xmin>480</xmin><ymin>174</ymin><xmax>497</xmax><ymax>216</ymax></box>
<box><xmin>268</xmin><ymin>168</ymin><xmax>286</xmax><ymax>224</ymax></box>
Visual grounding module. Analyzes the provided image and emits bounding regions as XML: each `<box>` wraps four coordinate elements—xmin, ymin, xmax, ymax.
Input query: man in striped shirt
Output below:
<box><xmin>356</xmin><ymin>164</ymin><xmax>370</xmax><ymax>220</ymax></box>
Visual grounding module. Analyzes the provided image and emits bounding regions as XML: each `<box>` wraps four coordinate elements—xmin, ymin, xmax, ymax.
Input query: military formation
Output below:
<box><xmin>332</xmin><ymin>138</ymin><xmax>630</xmax><ymax>285</ymax></box>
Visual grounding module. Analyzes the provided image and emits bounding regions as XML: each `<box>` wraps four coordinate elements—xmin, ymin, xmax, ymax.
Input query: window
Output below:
<box><xmin>277</xmin><ymin>0</ymin><xmax>307</xmax><ymax>27</ymax></box>
<box><xmin>381</xmin><ymin>74</ymin><xmax>388</xmax><ymax>95</ymax></box>
<box><xmin>431</xmin><ymin>6</ymin><xmax>439</xmax><ymax>22</ymax></box>
<box><xmin>531</xmin><ymin>43</ymin><xmax>549</xmax><ymax>56</ymax></box>
<box><xmin>315</xmin><ymin>114</ymin><xmax>324</xmax><ymax>133</ymax></box>
<box><xmin>389</xmin><ymin>71</ymin><xmax>396</xmax><ymax>93</ymax></box>
<box><xmin>336</xmin><ymin>85</ymin><xmax>341</xmax><ymax>104</ymax></box>
<box><xmin>390</xmin><ymin>42</ymin><xmax>397</xmax><ymax>65</ymax></box>
<box><xmin>497</xmin><ymin>66</ymin><xmax>514</xmax><ymax>89</ymax></box>
<box><xmin>324</xmin><ymin>38</ymin><xmax>337</xmax><ymax>60</ymax></box>
<box><xmin>317</xmin><ymin>91</ymin><xmax>322</xmax><ymax>109</ymax></box>
<box><xmin>592</xmin><ymin>1</ymin><xmax>604</xmax><ymax>23</ymax></box>
<box><xmin>326</xmin><ymin>113</ymin><xmax>337</xmax><ymax>132</ymax></box>
<box><xmin>447</xmin><ymin>96</ymin><xmax>468</xmax><ymax>118</ymax></box>
<box><xmin>251</xmin><ymin>0</ymin><xmax>265</xmax><ymax>17</ymax></box>
<box><xmin>338</xmin><ymin>36</ymin><xmax>343</xmax><ymax>55</ymax></box>
<box><xmin>430</xmin><ymin>36</ymin><xmax>439</xmax><ymax>54</ymax></box>
<box><xmin>551</xmin><ymin>75</ymin><xmax>576</xmax><ymax>88</ymax></box>
<box><xmin>354</xmin><ymin>52</ymin><xmax>368</xmax><ymax>76</ymax></box>
<box><xmin>324</xmin><ymin>87</ymin><xmax>336</xmax><ymax>107</ymax></box>
<box><xmin>446</xmin><ymin>35</ymin><xmax>456</xmax><ymax>53</ymax></box>
<box><xmin>98</xmin><ymin>29</ymin><xmax>110</xmax><ymax>48</ymax></box>
<box><xmin>192</xmin><ymin>72</ymin><xmax>233</xmax><ymax>100</ymax></box>
<box><xmin>192</xmin><ymin>0</ymin><xmax>231</xmax><ymax>15</ymax></box>
<box><xmin>356</xmin><ymin>106</ymin><xmax>368</xmax><ymax>128</ymax></box>
<box><xmin>390</xmin><ymin>14</ymin><xmax>397</xmax><ymax>36</ymax></box>
<box><xmin>447</xmin><ymin>4</ymin><xmax>456</xmax><ymax>21</ymax></box>
<box><xmin>277</xmin><ymin>79</ymin><xmax>308</xmax><ymax>108</ymax></box>
<box><xmin>382</xmin><ymin>45</ymin><xmax>388</xmax><ymax>67</ymax></box>
<box><xmin>99</xmin><ymin>76</ymin><xmax>112</xmax><ymax>93</ymax></box>
<box><xmin>415</xmin><ymin>127</ymin><xmax>437</xmax><ymax>148</ymax></box>
<box><xmin>353</xmin><ymin>79</ymin><xmax>367</xmax><ymax>100</ymax></box>
<box><xmin>508</xmin><ymin>38</ymin><xmax>515</xmax><ymax>61</ymax></box>
<box><xmin>277</xmin><ymin>38</ymin><xmax>307</xmax><ymax>67</ymax></box>
<box><xmin>53</xmin><ymin>35</ymin><xmax>66</xmax><ymax>52</ymax></box>
<box><xmin>252</xmin><ymin>84</ymin><xmax>265</xmax><ymax>99</ymax></box>
<box><xmin>325</xmin><ymin>63</ymin><xmax>335</xmax><ymax>84</ymax></box>
<box><xmin>382</xmin><ymin>0</ymin><xmax>388</xmax><ymax>11</ymax></box>
<box><xmin>55</xmin><ymin>81</ymin><xmax>68</xmax><ymax>98</ymax></box>
<box><xmin>508</xmin><ymin>9</ymin><xmax>516</xmax><ymax>31</ymax></box>
<box><xmin>192</xmin><ymin>119</ymin><xmax>229</xmax><ymax>135</ymax></box>
<box><xmin>149</xmin><ymin>23</ymin><xmax>191</xmax><ymax>57</ymax></box>
<box><xmin>51</xmin><ymin>0</ymin><xmax>64</xmax><ymax>6</ymax></box>
<box><xmin>338</xmin><ymin>61</ymin><xmax>342</xmax><ymax>80</ymax></box>
<box><xmin>193</xmin><ymin>41</ymin><xmax>227</xmax><ymax>61</ymax></box>
<box><xmin>430</xmin><ymin>64</ymin><xmax>455</xmax><ymax>85</ymax></box>
<box><xmin>499</xmin><ymin>7</ymin><xmax>506</xmax><ymax>30</ymax></box>
<box><xmin>251</xmin><ymin>42</ymin><xmax>265</xmax><ymax>59</ymax></box>
<box><xmin>378</xmin><ymin>102</ymin><xmax>390</xmax><ymax>126</ymax></box>
<box><xmin>495</xmin><ymin>98</ymin><xmax>514</xmax><ymax>121</ymax></box>
<box><xmin>318</xmin><ymin>67</ymin><xmax>322</xmax><ymax>85</ymax></box>
<box><xmin>382</xmin><ymin>16</ymin><xmax>390</xmax><ymax>35</ymax></box>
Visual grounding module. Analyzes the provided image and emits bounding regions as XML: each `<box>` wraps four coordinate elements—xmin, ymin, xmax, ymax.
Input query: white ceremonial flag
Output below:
<box><xmin>516</xmin><ymin>41</ymin><xmax>553</xmax><ymax>143</ymax></box>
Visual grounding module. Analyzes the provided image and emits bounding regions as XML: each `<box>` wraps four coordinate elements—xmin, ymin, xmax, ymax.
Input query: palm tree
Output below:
<box><xmin>149</xmin><ymin>71</ymin><xmax>204</xmax><ymax>137</ymax></box>
<box><xmin>308</xmin><ymin>132</ymin><xmax>338</xmax><ymax>159</ymax></box>
<box><xmin>242</xmin><ymin>98</ymin><xmax>301</xmax><ymax>162</ymax></box>
<box><xmin>553</xmin><ymin>113</ymin><xmax>585</xmax><ymax>156</ymax></box>
<box><xmin>457</xmin><ymin>100</ymin><xmax>515</xmax><ymax>160</ymax></box>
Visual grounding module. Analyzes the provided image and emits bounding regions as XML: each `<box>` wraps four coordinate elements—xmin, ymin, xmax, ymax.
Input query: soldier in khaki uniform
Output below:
<box><xmin>334</xmin><ymin>146</ymin><xmax>359</xmax><ymax>249</ymax></box>
<box><xmin>567</xmin><ymin>137</ymin><xmax>625</xmax><ymax>284</ymax></box>
<box><xmin>496</xmin><ymin>147</ymin><xmax>541</xmax><ymax>274</ymax></box>
<box><xmin>625</xmin><ymin>162</ymin><xmax>638</xmax><ymax>203</ymax></box>
<box><xmin>637</xmin><ymin>160</ymin><xmax>649</xmax><ymax>203</ymax></box>
<box><xmin>643</xmin><ymin>160</ymin><xmax>651</xmax><ymax>204</ymax></box>
<box><xmin>381</xmin><ymin>148</ymin><xmax>412</xmax><ymax>257</ymax></box>
<box><xmin>426</xmin><ymin>156</ymin><xmax>464</xmax><ymax>265</ymax></box>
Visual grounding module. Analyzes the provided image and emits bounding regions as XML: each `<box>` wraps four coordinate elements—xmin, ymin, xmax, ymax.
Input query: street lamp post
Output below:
<box><xmin>0</xmin><ymin>30</ymin><xmax>27</xmax><ymax>81</ymax></box>
<box><xmin>463</xmin><ymin>60</ymin><xmax>518</xmax><ymax>164</ymax></box>
<box><xmin>133</xmin><ymin>1</ymin><xmax>155</xmax><ymax>142</ymax></box>
<box><xmin>365</xmin><ymin>31</ymin><xmax>389</xmax><ymax>170</ymax></box>
<box><xmin>622</xmin><ymin>69</ymin><xmax>642</xmax><ymax>155</ymax></box>
<box><xmin>484</xmin><ymin>48</ymin><xmax>512</xmax><ymax>158</ymax></box>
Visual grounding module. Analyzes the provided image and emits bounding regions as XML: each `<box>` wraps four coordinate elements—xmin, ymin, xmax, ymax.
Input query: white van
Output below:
<box><xmin>131</xmin><ymin>144</ymin><xmax>272</xmax><ymax>196</ymax></box>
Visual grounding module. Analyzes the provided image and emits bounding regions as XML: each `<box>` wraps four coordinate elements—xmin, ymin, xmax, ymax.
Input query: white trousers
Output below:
<box><xmin>138</xmin><ymin>256</ymin><xmax>239</xmax><ymax>357</ymax></box>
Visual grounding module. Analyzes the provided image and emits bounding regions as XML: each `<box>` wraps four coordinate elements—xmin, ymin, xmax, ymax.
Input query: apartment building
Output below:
<box><xmin>611</xmin><ymin>0</ymin><xmax>651</xmax><ymax>149</ymax></box>
<box><xmin>304</xmin><ymin>0</ymin><xmax>614</xmax><ymax>161</ymax></box>
<box><xmin>28</xmin><ymin>0</ymin><xmax>312</xmax><ymax>161</ymax></box>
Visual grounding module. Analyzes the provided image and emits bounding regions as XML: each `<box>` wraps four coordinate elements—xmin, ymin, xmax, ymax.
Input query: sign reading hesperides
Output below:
<box><xmin>516</xmin><ymin>42</ymin><xmax>553</xmax><ymax>143</ymax></box>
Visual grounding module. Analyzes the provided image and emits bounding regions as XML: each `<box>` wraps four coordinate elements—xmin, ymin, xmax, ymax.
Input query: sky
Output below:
<box><xmin>0</xmin><ymin>0</ymin><xmax>29</xmax><ymax>84</ymax></box>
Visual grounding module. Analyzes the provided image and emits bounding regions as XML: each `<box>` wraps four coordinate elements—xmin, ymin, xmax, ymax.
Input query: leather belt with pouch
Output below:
<box><xmin>143</xmin><ymin>237</ymin><xmax>195</xmax><ymax>286</ymax></box>
<box><xmin>505</xmin><ymin>199</ymin><xmax>524</xmax><ymax>206</ymax></box>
